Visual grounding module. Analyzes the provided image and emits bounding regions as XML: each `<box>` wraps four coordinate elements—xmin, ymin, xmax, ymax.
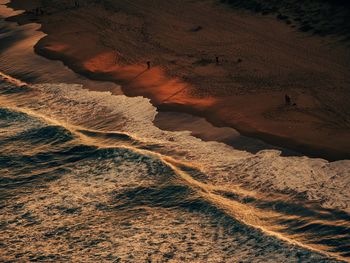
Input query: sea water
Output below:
<box><xmin>0</xmin><ymin>1</ymin><xmax>349</xmax><ymax>262</ymax></box>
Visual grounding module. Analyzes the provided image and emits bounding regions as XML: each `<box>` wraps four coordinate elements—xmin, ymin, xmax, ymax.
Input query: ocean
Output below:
<box><xmin>1</xmin><ymin>1</ymin><xmax>350</xmax><ymax>262</ymax></box>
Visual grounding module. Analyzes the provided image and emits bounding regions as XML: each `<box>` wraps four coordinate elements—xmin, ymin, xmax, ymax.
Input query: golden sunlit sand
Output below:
<box><xmin>7</xmin><ymin>0</ymin><xmax>350</xmax><ymax>160</ymax></box>
<box><xmin>1</xmin><ymin>0</ymin><xmax>350</xmax><ymax>262</ymax></box>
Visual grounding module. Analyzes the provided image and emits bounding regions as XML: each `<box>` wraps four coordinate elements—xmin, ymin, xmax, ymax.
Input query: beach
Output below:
<box><xmin>1</xmin><ymin>0</ymin><xmax>350</xmax><ymax>262</ymax></box>
<box><xmin>6</xmin><ymin>0</ymin><xmax>350</xmax><ymax>160</ymax></box>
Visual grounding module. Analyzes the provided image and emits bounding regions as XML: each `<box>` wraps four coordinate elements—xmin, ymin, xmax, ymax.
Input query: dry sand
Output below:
<box><xmin>6</xmin><ymin>0</ymin><xmax>350</xmax><ymax>160</ymax></box>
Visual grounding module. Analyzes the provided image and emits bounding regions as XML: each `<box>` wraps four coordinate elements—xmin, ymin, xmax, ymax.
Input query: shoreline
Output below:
<box><xmin>2</xmin><ymin>3</ymin><xmax>350</xmax><ymax>261</ymax></box>
<box><xmin>5</xmin><ymin>0</ymin><xmax>350</xmax><ymax>161</ymax></box>
<box><xmin>0</xmin><ymin>0</ymin><xmax>296</xmax><ymax>158</ymax></box>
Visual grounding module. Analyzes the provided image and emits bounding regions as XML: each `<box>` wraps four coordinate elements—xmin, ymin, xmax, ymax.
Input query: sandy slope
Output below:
<box><xmin>6</xmin><ymin>0</ymin><xmax>350</xmax><ymax>160</ymax></box>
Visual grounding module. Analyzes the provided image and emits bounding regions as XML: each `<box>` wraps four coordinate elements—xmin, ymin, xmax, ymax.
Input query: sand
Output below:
<box><xmin>6</xmin><ymin>0</ymin><xmax>350</xmax><ymax>160</ymax></box>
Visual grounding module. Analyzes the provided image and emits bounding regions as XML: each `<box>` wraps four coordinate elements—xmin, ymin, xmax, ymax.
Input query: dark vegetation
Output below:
<box><xmin>220</xmin><ymin>0</ymin><xmax>350</xmax><ymax>40</ymax></box>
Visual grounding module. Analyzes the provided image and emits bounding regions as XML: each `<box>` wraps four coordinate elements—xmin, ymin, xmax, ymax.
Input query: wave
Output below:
<box><xmin>0</xmin><ymin>75</ymin><xmax>350</xmax><ymax>262</ymax></box>
<box><xmin>1</xmin><ymin>2</ymin><xmax>349</xmax><ymax>261</ymax></box>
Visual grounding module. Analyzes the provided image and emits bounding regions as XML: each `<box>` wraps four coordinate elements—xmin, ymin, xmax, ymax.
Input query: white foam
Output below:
<box><xmin>12</xmin><ymin>82</ymin><xmax>349</xmax><ymax>213</ymax></box>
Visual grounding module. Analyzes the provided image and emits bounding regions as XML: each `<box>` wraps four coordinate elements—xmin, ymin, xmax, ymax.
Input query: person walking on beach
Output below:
<box><xmin>147</xmin><ymin>61</ymin><xmax>151</xmax><ymax>69</ymax></box>
<box><xmin>285</xmin><ymin>94</ymin><xmax>291</xmax><ymax>105</ymax></box>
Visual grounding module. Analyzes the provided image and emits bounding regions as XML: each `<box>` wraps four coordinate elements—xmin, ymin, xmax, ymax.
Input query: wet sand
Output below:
<box><xmin>6</xmin><ymin>0</ymin><xmax>350</xmax><ymax>160</ymax></box>
<box><xmin>0</xmin><ymin>0</ymin><xmax>290</xmax><ymax>158</ymax></box>
<box><xmin>2</xmin><ymin>3</ymin><xmax>350</xmax><ymax>261</ymax></box>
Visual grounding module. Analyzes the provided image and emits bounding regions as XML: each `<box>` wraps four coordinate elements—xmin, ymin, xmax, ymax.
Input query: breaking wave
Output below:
<box><xmin>0</xmin><ymin>74</ymin><xmax>349</xmax><ymax>262</ymax></box>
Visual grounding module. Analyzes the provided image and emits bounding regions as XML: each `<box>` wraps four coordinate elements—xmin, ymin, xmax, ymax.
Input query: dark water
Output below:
<box><xmin>1</xmin><ymin>70</ymin><xmax>350</xmax><ymax>263</ymax></box>
<box><xmin>1</xmin><ymin>1</ymin><xmax>350</xmax><ymax>262</ymax></box>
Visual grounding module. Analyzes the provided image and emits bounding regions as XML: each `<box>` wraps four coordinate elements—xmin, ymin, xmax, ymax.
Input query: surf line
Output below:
<box><xmin>0</xmin><ymin>71</ymin><xmax>27</xmax><ymax>87</ymax></box>
<box><xmin>0</xmin><ymin>81</ymin><xmax>348</xmax><ymax>262</ymax></box>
